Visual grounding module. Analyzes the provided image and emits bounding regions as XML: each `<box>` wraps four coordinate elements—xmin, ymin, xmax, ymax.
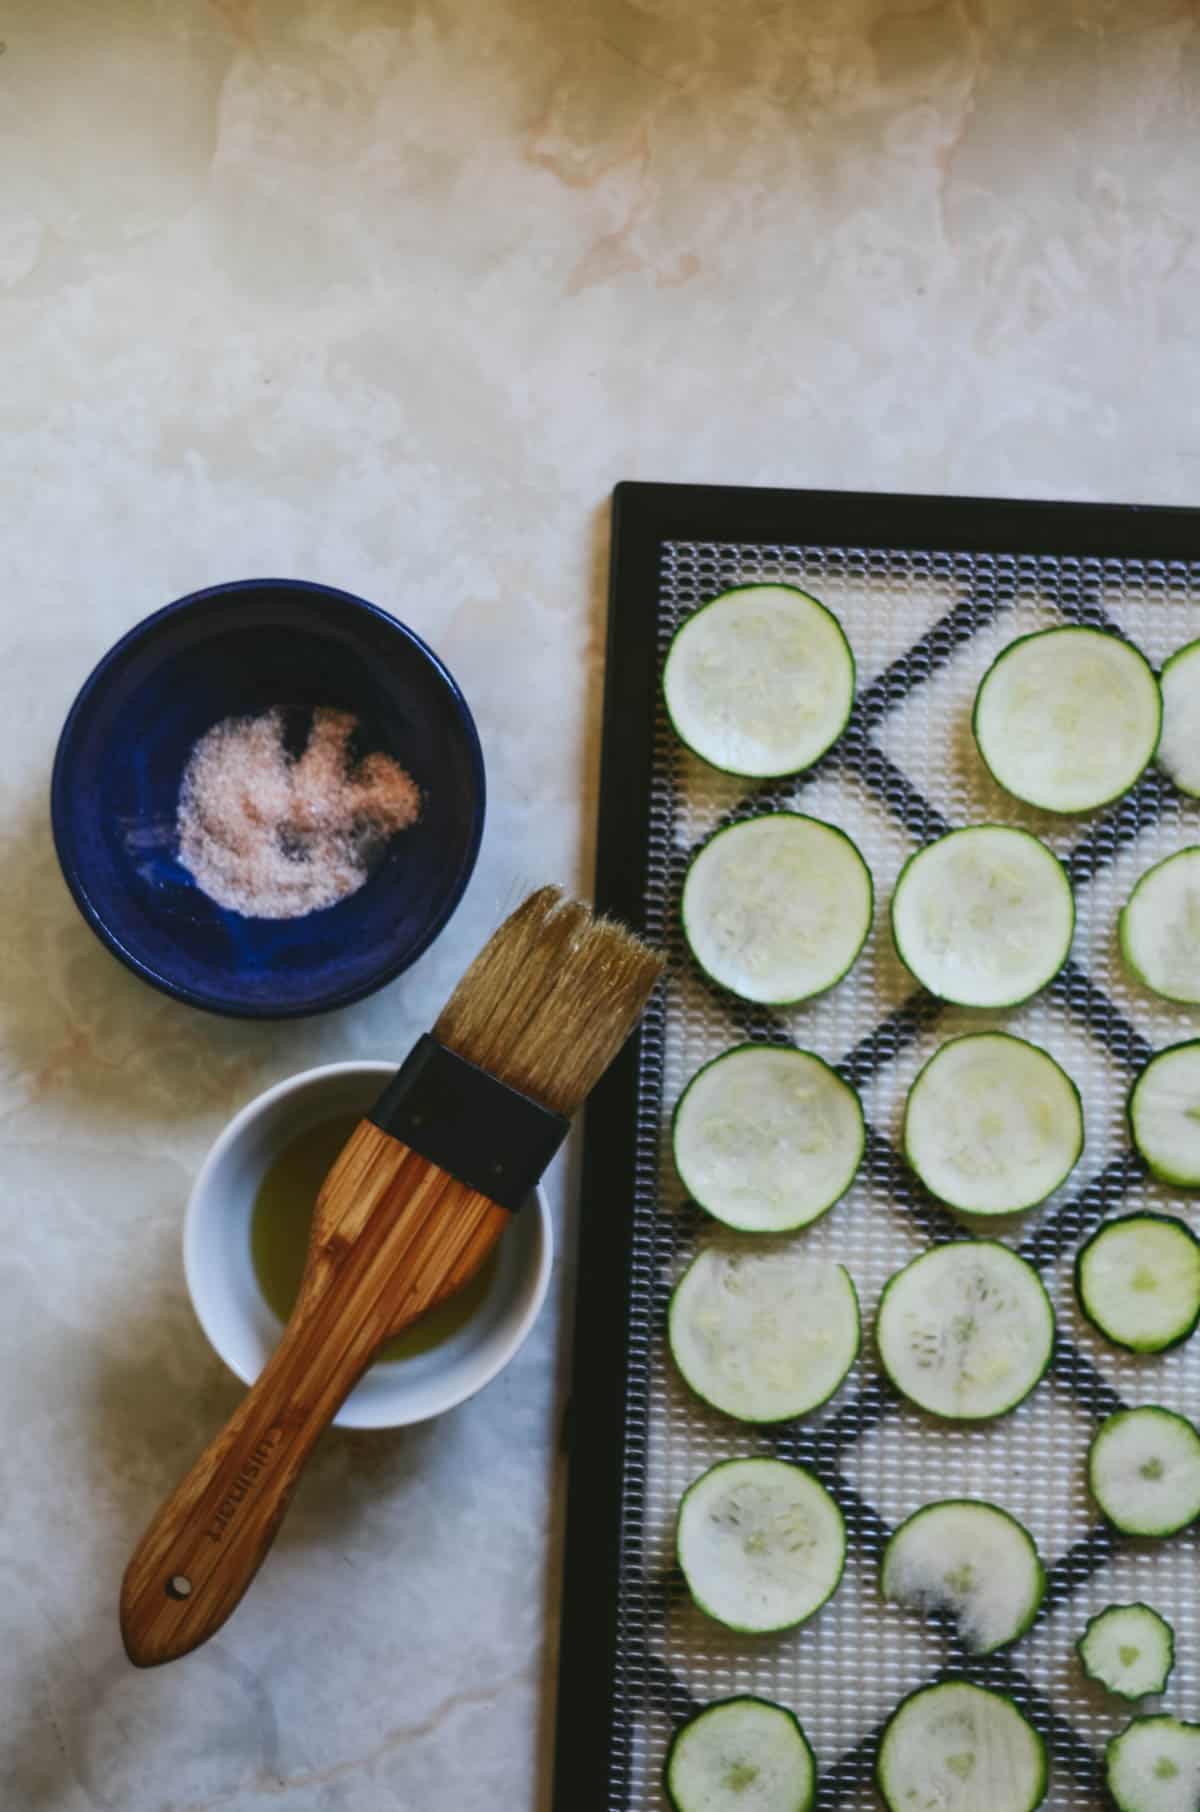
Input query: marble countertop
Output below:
<box><xmin>3</xmin><ymin>1</ymin><xmax>1199</xmax><ymax>1807</ymax></box>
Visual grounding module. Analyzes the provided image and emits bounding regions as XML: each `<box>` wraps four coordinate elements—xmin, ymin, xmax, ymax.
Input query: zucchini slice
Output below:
<box><xmin>1107</xmin><ymin>1715</ymin><xmax>1200</xmax><ymax>1812</ymax></box>
<box><xmin>891</xmin><ymin>826</ymin><xmax>1074</xmax><ymax>1008</ymax></box>
<box><xmin>903</xmin><ymin>1033</ymin><xmax>1083</xmax><ymax>1215</ymax></box>
<box><xmin>876</xmin><ymin>1241</ymin><xmax>1054</xmax><ymax>1420</ymax></box>
<box><xmin>1157</xmin><ymin>638</ymin><xmax>1200</xmax><ymax>797</ymax></box>
<box><xmin>672</xmin><ymin>1044</ymin><xmax>864</xmax><ymax>1233</ymax></box>
<box><xmin>973</xmin><ymin>625</ymin><xmax>1161</xmax><ymax>812</ymax></box>
<box><xmin>1089</xmin><ymin>1406</ymin><xmax>1200</xmax><ymax>1537</ymax></box>
<box><xmin>877</xmin><ymin>1681</ymin><xmax>1047</xmax><ymax>1812</ymax></box>
<box><xmin>663</xmin><ymin>584</ymin><xmax>855</xmax><ymax>778</ymax></box>
<box><xmin>1075</xmin><ymin>1213</ymin><xmax>1200</xmax><ymax>1353</ymax></box>
<box><xmin>1120</xmin><ymin>848</ymin><xmax>1200</xmax><ymax>1004</ymax></box>
<box><xmin>676</xmin><ymin>1457</ymin><xmax>846</xmax><ymax>1634</ymax></box>
<box><xmin>1130</xmin><ymin>1043</ymin><xmax>1200</xmax><ymax>1186</ymax></box>
<box><xmin>665</xmin><ymin>1697</ymin><xmax>816</xmax><ymax>1812</ymax></box>
<box><xmin>1078</xmin><ymin>1604</ymin><xmax>1175</xmax><ymax>1701</ymax></box>
<box><xmin>669</xmin><ymin>1246</ymin><xmax>860</xmax><ymax>1423</ymax></box>
<box><xmin>683</xmin><ymin>814</ymin><xmax>873</xmax><ymax>1005</ymax></box>
<box><xmin>880</xmin><ymin>1499</ymin><xmax>1045</xmax><ymax>1653</ymax></box>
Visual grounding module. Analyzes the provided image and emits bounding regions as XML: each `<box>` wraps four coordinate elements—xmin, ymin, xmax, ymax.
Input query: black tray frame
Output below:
<box><xmin>551</xmin><ymin>480</ymin><xmax>1200</xmax><ymax>1812</ymax></box>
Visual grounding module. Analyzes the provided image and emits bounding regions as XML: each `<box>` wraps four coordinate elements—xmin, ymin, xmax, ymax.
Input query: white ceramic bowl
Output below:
<box><xmin>184</xmin><ymin>1061</ymin><xmax>552</xmax><ymax>1430</ymax></box>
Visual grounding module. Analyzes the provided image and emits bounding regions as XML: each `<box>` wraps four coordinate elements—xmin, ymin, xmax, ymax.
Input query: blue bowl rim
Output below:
<box><xmin>49</xmin><ymin>577</ymin><xmax>486</xmax><ymax>1020</ymax></box>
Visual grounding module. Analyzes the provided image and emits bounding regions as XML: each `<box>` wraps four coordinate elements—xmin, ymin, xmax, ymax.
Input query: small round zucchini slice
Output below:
<box><xmin>877</xmin><ymin>1681</ymin><xmax>1047</xmax><ymax>1812</ymax></box>
<box><xmin>683</xmin><ymin>814</ymin><xmax>873</xmax><ymax>1005</ymax></box>
<box><xmin>876</xmin><ymin>1241</ymin><xmax>1054</xmax><ymax>1420</ymax></box>
<box><xmin>676</xmin><ymin>1457</ymin><xmax>845</xmax><ymax>1634</ymax></box>
<box><xmin>973</xmin><ymin>624</ymin><xmax>1161</xmax><ymax>812</ymax></box>
<box><xmin>1107</xmin><ymin>1715</ymin><xmax>1200</xmax><ymax>1812</ymax></box>
<box><xmin>669</xmin><ymin>1246</ymin><xmax>860</xmax><ymax>1423</ymax></box>
<box><xmin>664</xmin><ymin>1697</ymin><xmax>816</xmax><ymax>1812</ymax></box>
<box><xmin>1075</xmin><ymin>1213</ymin><xmax>1200</xmax><ymax>1353</ymax></box>
<box><xmin>672</xmin><ymin>1044</ymin><xmax>864</xmax><ymax>1233</ymax></box>
<box><xmin>1078</xmin><ymin>1604</ymin><xmax>1175</xmax><ymax>1701</ymax></box>
<box><xmin>1130</xmin><ymin>1042</ymin><xmax>1200</xmax><ymax>1186</ymax></box>
<box><xmin>663</xmin><ymin>583</ymin><xmax>855</xmax><ymax>778</ymax></box>
<box><xmin>1088</xmin><ymin>1407</ymin><xmax>1200</xmax><ymax>1537</ymax></box>
<box><xmin>891</xmin><ymin>826</ymin><xmax>1074</xmax><ymax>1008</ymax></box>
<box><xmin>1157</xmin><ymin>637</ymin><xmax>1200</xmax><ymax>797</ymax></box>
<box><xmin>904</xmin><ymin>1033</ymin><xmax>1083</xmax><ymax>1215</ymax></box>
<box><xmin>1120</xmin><ymin>848</ymin><xmax>1200</xmax><ymax>1003</ymax></box>
<box><xmin>881</xmin><ymin>1499</ymin><xmax>1044</xmax><ymax>1653</ymax></box>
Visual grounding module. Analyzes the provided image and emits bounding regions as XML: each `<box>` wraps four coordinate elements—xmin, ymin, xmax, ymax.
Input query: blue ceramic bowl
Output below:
<box><xmin>50</xmin><ymin>580</ymin><xmax>485</xmax><ymax>1018</ymax></box>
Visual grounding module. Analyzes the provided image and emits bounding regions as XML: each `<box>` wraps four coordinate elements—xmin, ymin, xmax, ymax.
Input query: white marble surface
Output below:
<box><xmin>2</xmin><ymin>1</ymin><xmax>1200</xmax><ymax>1806</ymax></box>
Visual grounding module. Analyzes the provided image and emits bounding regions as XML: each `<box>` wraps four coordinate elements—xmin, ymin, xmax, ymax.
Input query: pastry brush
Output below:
<box><xmin>120</xmin><ymin>886</ymin><xmax>663</xmax><ymax>1667</ymax></box>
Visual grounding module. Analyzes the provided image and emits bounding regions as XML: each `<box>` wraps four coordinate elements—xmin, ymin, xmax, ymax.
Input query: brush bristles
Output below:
<box><xmin>433</xmin><ymin>886</ymin><xmax>665</xmax><ymax>1116</ymax></box>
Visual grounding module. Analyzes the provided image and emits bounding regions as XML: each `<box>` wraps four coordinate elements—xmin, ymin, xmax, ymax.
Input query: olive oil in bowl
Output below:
<box><xmin>251</xmin><ymin>1114</ymin><xmax>496</xmax><ymax>1362</ymax></box>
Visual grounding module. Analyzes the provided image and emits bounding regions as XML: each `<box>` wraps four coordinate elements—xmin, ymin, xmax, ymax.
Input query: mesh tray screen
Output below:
<box><xmin>612</xmin><ymin>538</ymin><xmax>1200</xmax><ymax>1809</ymax></box>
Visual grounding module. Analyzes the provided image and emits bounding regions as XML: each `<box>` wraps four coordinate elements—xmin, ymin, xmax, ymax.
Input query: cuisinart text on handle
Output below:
<box><xmin>207</xmin><ymin>1428</ymin><xmax>284</xmax><ymax>1543</ymax></box>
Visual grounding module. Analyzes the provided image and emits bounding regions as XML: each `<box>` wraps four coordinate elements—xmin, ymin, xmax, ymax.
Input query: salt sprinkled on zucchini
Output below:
<box><xmin>881</xmin><ymin>1499</ymin><xmax>1045</xmax><ymax>1653</ymax></box>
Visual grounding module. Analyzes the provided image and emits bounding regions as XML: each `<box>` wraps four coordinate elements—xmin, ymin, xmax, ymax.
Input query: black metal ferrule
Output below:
<box><xmin>366</xmin><ymin>1033</ymin><xmax>570</xmax><ymax>1212</ymax></box>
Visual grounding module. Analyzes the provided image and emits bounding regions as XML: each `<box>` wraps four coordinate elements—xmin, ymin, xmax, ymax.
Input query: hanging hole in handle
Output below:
<box><xmin>166</xmin><ymin>1575</ymin><xmax>193</xmax><ymax>1600</ymax></box>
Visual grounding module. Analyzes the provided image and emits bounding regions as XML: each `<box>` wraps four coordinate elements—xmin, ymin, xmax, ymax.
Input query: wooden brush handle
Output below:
<box><xmin>120</xmin><ymin>1123</ymin><xmax>510</xmax><ymax>1667</ymax></box>
<box><xmin>119</xmin><ymin>1311</ymin><xmax>368</xmax><ymax>1667</ymax></box>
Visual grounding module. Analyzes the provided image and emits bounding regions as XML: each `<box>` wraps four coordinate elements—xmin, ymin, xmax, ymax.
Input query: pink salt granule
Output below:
<box><xmin>176</xmin><ymin>706</ymin><xmax>421</xmax><ymax>918</ymax></box>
